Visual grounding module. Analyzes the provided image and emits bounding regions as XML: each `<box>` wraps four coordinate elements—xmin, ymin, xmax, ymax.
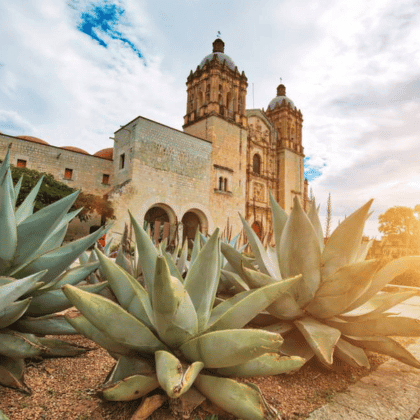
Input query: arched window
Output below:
<box><xmin>224</xmin><ymin>178</ymin><xmax>228</xmax><ymax>191</ymax></box>
<box><xmin>253</xmin><ymin>154</ymin><xmax>261</xmax><ymax>175</ymax></box>
<box><xmin>218</xmin><ymin>176</ymin><xmax>223</xmax><ymax>190</ymax></box>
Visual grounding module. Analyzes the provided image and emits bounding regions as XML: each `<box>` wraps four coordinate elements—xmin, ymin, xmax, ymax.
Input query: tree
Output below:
<box><xmin>378</xmin><ymin>206</ymin><xmax>420</xmax><ymax>249</ymax></box>
<box><xmin>325</xmin><ymin>192</ymin><xmax>332</xmax><ymax>239</ymax></box>
<box><xmin>9</xmin><ymin>165</ymin><xmax>114</xmax><ymax>223</ymax></box>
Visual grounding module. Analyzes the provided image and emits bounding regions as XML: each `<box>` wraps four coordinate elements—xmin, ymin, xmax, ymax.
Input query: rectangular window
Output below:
<box><xmin>16</xmin><ymin>159</ymin><xmax>27</xmax><ymax>168</ymax></box>
<box><xmin>102</xmin><ymin>174</ymin><xmax>110</xmax><ymax>184</ymax></box>
<box><xmin>64</xmin><ymin>168</ymin><xmax>73</xmax><ymax>180</ymax></box>
<box><xmin>119</xmin><ymin>153</ymin><xmax>125</xmax><ymax>169</ymax></box>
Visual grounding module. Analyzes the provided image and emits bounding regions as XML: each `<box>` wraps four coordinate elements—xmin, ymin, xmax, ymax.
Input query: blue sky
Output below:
<box><xmin>0</xmin><ymin>0</ymin><xmax>419</xmax><ymax>237</ymax></box>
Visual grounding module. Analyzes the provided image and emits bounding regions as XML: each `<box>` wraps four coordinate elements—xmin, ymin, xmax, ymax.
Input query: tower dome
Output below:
<box><xmin>198</xmin><ymin>38</ymin><xmax>237</xmax><ymax>71</ymax></box>
<box><xmin>267</xmin><ymin>84</ymin><xmax>296</xmax><ymax>110</ymax></box>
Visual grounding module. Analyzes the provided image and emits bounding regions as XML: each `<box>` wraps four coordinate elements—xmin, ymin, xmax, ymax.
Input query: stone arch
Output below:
<box><xmin>144</xmin><ymin>203</ymin><xmax>177</xmax><ymax>243</ymax></box>
<box><xmin>181</xmin><ymin>208</ymin><xmax>209</xmax><ymax>247</ymax></box>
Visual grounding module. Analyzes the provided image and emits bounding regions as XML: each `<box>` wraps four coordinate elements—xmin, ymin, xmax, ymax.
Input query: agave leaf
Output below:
<box><xmin>177</xmin><ymin>239</ymin><xmax>189</xmax><ymax>275</ymax></box>
<box><xmin>240</xmin><ymin>213</ymin><xmax>281</xmax><ymax>279</ymax></box>
<box><xmin>326</xmin><ymin>316</ymin><xmax>420</xmax><ymax>337</ymax></box>
<box><xmin>155</xmin><ymin>350</ymin><xmax>203</xmax><ymax>398</ymax></box>
<box><xmin>11</xmin><ymin>226</ymin><xmax>107</xmax><ymax>282</ymax></box>
<box><xmin>0</xmin><ymin>298</ymin><xmax>31</xmax><ymax>329</ymax></box>
<box><xmin>162</xmin><ymin>251</ymin><xmax>183</xmax><ymax>282</ymax></box>
<box><xmin>241</xmin><ymin>265</ymin><xmax>277</xmax><ymax>288</ymax></box>
<box><xmin>184</xmin><ymin>229</ymin><xmax>220</xmax><ymax>332</ymax></box>
<box><xmin>0</xmin><ymin>271</ymin><xmax>46</xmax><ymax>312</ymax></box>
<box><xmin>95</xmin><ymin>250</ymin><xmax>154</xmax><ymax>329</ymax></box>
<box><xmin>0</xmin><ymin>410</ymin><xmax>9</xmax><ymax>420</ymax></box>
<box><xmin>279</xmin><ymin>329</ymin><xmax>315</xmax><ymax>361</ymax></box>
<box><xmin>305</xmin><ymin>260</ymin><xmax>380</xmax><ymax>319</ymax></box>
<box><xmin>321</xmin><ymin>200</ymin><xmax>373</xmax><ymax>279</ymax></box>
<box><xmin>335</xmin><ymin>338</ymin><xmax>370</xmax><ymax>368</ymax></box>
<box><xmin>0</xmin><ymin>356</ymin><xmax>27</xmax><ymax>392</ymax></box>
<box><xmin>13</xmin><ymin>176</ymin><xmax>23</xmax><ymax>206</ymax></box>
<box><xmin>51</xmin><ymin>261</ymin><xmax>100</xmax><ymax>289</ymax></box>
<box><xmin>294</xmin><ymin>317</ymin><xmax>341</xmax><ymax>366</ymax></box>
<box><xmin>14</xmin><ymin>191</ymin><xmax>80</xmax><ymax>265</ymax></box>
<box><xmin>339</xmin><ymin>290</ymin><xmax>417</xmax><ymax>322</ymax></box>
<box><xmin>266</xmin><ymin>291</ymin><xmax>305</xmax><ymax>320</ymax></box>
<box><xmin>208</xmin><ymin>290</ymin><xmax>253</xmax><ymax>326</ymax></box>
<box><xmin>15</xmin><ymin>314</ymin><xmax>77</xmax><ymax>335</ymax></box>
<box><xmin>356</xmin><ymin>239</ymin><xmax>373</xmax><ymax>263</ymax></box>
<box><xmin>101</xmin><ymin>374</ymin><xmax>159</xmax><ymax>401</ymax></box>
<box><xmin>129</xmin><ymin>211</ymin><xmax>158</xmax><ymax>297</ymax></box>
<box><xmin>159</xmin><ymin>237</ymin><xmax>168</xmax><ymax>252</ymax></box>
<box><xmin>262</xmin><ymin>321</ymin><xmax>295</xmax><ymax>335</ymax></box>
<box><xmin>106</xmin><ymin>355</ymin><xmax>155</xmax><ymax>385</ymax></box>
<box><xmin>307</xmin><ymin>199</ymin><xmax>324</xmax><ymax>252</ymax></box>
<box><xmin>194</xmin><ymin>374</ymin><xmax>278</xmax><ymax>420</ymax></box>
<box><xmin>153</xmin><ymin>256</ymin><xmax>198</xmax><ymax>347</ymax></box>
<box><xmin>37</xmin><ymin>337</ymin><xmax>90</xmax><ymax>357</ymax></box>
<box><xmin>221</xmin><ymin>242</ymin><xmax>257</xmax><ymax>280</ymax></box>
<box><xmin>279</xmin><ymin>197</ymin><xmax>321</xmax><ymax>306</ymax></box>
<box><xmin>104</xmin><ymin>237</ymin><xmax>113</xmax><ymax>255</ymax></box>
<box><xmin>32</xmin><ymin>209</ymin><xmax>83</xmax><ymax>260</ymax></box>
<box><xmin>269</xmin><ymin>191</ymin><xmax>288</xmax><ymax>269</ymax></box>
<box><xmin>78</xmin><ymin>251</ymin><xmax>89</xmax><ymax>265</ymax></box>
<box><xmin>0</xmin><ymin>171</ymin><xmax>17</xmax><ymax>263</ymax></box>
<box><xmin>346</xmin><ymin>256</ymin><xmax>420</xmax><ymax>312</ymax></box>
<box><xmin>115</xmin><ymin>245</ymin><xmax>133</xmax><ymax>275</ymax></box>
<box><xmin>62</xmin><ymin>284</ymin><xmax>166</xmax><ymax>353</ymax></box>
<box><xmin>220</xmin><ymin>269</ymin><xmax>250</xmax><ymax>293</ymax></box>
<box><xmin>217</xmin><ymin>353</ymin><xmax>306</xmax><ymax>377</ymax></box>
<box><xmin>205</xmin><ymin>275</ymin><xmax>301</xmax><ymax>332</ymax></box>
<box><xmin>0</xmin><ymin>150</ymin><xmax>10</xmax><ymax>184</ymax></box>
<box><xmin>66</xmin><ymin>313</ymin><xmax>133</xmax><ymax>356</ymax></box>
<box><xmin>0</xmin><ymin>332</ymin><xmax>44</xmax><ymax>359</ymax></box>
<box><xmin>180</xmin><ymin>329</ymin><xmax>283</xmax><ymax>368</ymax></box>
<box><xmin>346</xmin><ymin>336</ymin><xmax>420</xmax><ymax>368</ymax></box>
<box><xmin>14</xmin><ymin>176</ymin><xmax>43</xmax><ymax>225</ymax></box>
<box><xmin>26</xmin><ymin>282</ymin><xmax>108</xmax><ymax>316</ymax></box>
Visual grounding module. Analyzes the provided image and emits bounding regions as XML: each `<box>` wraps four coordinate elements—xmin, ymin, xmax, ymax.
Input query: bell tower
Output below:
<box><xmin>182</xmin><ymin>38</ymin><xmax>248</xmax><ymax>234</ymax></box>
<box><xmin>265</xmin><ymin>84</ymin><xmax>305</xmax><ymax>211</ymax></box>
<box><xmin>183</xmin><ymin>38</ymin><xmax>248</xmax><ymax>129</ymax></box>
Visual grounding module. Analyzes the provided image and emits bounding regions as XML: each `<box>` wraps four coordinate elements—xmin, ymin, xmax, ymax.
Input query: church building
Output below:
<box><xmin>0</xmin><ymin>38</ymin><xmax>307</xmax><ymax>244</ymax></box>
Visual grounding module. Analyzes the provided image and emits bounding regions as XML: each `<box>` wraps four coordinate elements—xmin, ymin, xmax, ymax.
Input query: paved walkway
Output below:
<box><xmin>307</xmin><ymin>296</ymin><xmax>420</xmax><ymax>420</ymax></box>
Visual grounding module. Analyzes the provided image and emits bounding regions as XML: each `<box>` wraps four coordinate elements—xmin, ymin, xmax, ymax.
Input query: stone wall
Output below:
<box><xmin>110</xmin><ymin>116</ymin><xmax>214</xmax><ymax>241</ymax></box>
<box><xmin>0</xmin><ymin>133</ymin><xmax>113</xmax><ymax>196</ymax></box>
<box><xmin>184</xmin><ymin>115</ymin><xmax>247</xmax><ymax>236</ymax></box>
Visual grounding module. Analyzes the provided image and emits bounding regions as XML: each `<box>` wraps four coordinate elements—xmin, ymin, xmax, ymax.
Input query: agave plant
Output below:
<box><xmin>63</xmin><ymin>212</ymin><xmax>306</xmax><ymax>420</ymax></box>
<box><xmin>0</xmin><ymin>150</ymin><xmax>109</xmax><ymax>391</ymax></box>
<box><xmin>222</xmin><ymin>193</ymin><xmax>420</xmax><ymax>369</ymax></box>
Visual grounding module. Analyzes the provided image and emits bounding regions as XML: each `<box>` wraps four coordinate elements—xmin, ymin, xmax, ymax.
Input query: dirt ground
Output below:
<box><xmin>0</xmin><ymin>332</ymin><xmax>406</xmax><ymax>420</ymax></box>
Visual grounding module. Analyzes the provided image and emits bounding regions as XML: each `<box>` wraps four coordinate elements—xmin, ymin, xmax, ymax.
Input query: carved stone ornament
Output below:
<box><xmin>253</xmin><ymin>182</ymin><xmax>265</xmax><ymax>202</ymax></box>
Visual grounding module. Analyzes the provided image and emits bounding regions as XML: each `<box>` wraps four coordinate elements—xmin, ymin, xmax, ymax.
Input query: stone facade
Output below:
<box><xmin>0</xmin><ymin>134</ymin><xmax>113</xmax><ymax>196</ymax></box>
<box><xmin>0</xmin><ymin>37</ymin><xmax>307</xmax><ymax>245</ymax></box>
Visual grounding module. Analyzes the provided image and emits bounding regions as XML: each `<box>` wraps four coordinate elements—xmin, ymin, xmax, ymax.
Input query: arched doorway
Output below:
<box><xmin>181</xmin><ymin>209</ymin><xmax>209</xmax><ymax>247</ymax></box>
<box><xmin>144</xmin><ymin>204</ymin><xmax>176</xmax><ymax>244</ymax></box>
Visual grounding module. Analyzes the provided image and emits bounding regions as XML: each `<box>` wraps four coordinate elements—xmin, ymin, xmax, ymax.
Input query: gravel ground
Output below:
<box><xmin>0</xmin><ymin>333</ymin><xmax>413</xmax><ymax>420</ymax></box>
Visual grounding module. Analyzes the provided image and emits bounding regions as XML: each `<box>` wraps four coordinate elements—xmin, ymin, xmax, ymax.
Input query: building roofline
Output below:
<box><xmin>116</xmin><ymin>115</ymin><xmax>212</xmax><ymax>144</ymax></box>
<box><xmin>0</xmin><ymin>132</ymin><xmax>113</xmax><ymax>161</ymax></box>
<box><xmin>245</xmin><ymin>108</ymin><xmax>275</xmax><ymax>130</ymax></box>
